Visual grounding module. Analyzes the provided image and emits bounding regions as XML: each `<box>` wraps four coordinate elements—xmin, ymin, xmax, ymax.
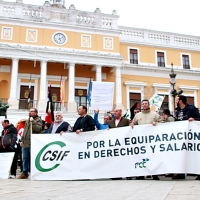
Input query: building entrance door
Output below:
<box><xmin>19</xmin><ymin>85</ymin><xmax>34</xmax><ymax>109</ymax></box>
<box><xmin>51</xmin><ymin>87</ymin><xmax>61</xmax><ymax>111</ymax></box>
<box><xmin>75</xmin><ymin>89</ymin><xmax>88</xmax><ymax>110</ymax></box>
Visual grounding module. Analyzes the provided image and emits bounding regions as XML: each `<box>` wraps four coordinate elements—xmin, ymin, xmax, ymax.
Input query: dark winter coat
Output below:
<box><xmin>175</xmin><ymin>104</ymin><xmax>200</xmax><ymax>121</ymax></box>
<box><xmin>0</xmin><ymin>124</ymin><xmax>17</xmax><ymax>150</ymax></box>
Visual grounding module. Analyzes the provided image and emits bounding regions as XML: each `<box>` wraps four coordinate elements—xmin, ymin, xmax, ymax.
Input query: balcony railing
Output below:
<box><xmin>18</xmin><ymin>99</ymin><xmax>38</xmax><ymax>110</ymax></box>
<box><xmin>0</xmin><ymin>1</ymin><xmax>119</xmax><ymax>30</ymax></box>
<box><xmin>18</xmin><ymin>99</ymin><xmax>68</xmax><ymax>111</ymax></box>
<box><xmin>1</xmin><ymin>98</ymin><xmax>8</xmax><ymax>103</ymax></box>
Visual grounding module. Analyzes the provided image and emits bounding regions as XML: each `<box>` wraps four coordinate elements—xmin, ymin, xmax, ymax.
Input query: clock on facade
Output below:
<box><xmin>52</xmin><ymin>32</ymin><xmax>67</xmax><ymax>45</ymax></box>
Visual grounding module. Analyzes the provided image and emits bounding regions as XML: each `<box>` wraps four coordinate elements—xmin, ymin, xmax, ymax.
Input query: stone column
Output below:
<box><xmin>8</xmin><ymin>58</ymin><xmax>19</xmax><ymax>109</ymax></box>
<box><xmin>115</xmin><ymin>66</ymin><xmax>123</xmax><ymax>109</ymax></box>
<box><xmin>38</xmin><ymin>60</ymin><xmax>47</xmax><ymax>111</ymax></box>
<box><xmin>95</xmin><ymin>65</ymin><xmax>102</xmax><ymax>82</ymax></box>
<box><xmin>67</xmin><ymin>62</ymin><xmax>77</xmax><ymax>112</ymax></box>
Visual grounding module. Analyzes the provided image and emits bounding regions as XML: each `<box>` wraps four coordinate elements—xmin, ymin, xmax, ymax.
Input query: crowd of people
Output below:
<box><xmin>0</xmin><ymin>95</ymin><xmax>200</xmax><ymax>180</ymax></box>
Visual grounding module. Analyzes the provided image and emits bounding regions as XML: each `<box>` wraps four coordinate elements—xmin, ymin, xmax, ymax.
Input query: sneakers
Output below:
<box><xmin>152</xmin><ymin>175</ymin><xmax>160</xmax><ymax>180</ymax></box>
<box><xmin>17</xmin><ymin>173</ymin><xmax>28</xmax><ymax>179</ymax></box>
<box><xmin>172</xmin><ymin>175</ymin><xmax>185</xmax><ymax>179</ymax></box>
<box><xmin>135</xmin><ymin>176</ymin><xmax>145</xmax><ymax>180</ymax></box>
<box><xmin>9</xmin><ymin>175</ymin><xmax>16</xmax><ymax>179</ymax></box>
<box><xmin>195</xmin><ymin>176</ymin><xmax>200</xmax><ymax>180</ymax></box>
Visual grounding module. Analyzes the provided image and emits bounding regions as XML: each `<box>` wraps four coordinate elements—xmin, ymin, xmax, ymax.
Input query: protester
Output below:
<box><xmin>43</xmin><ymin>122</ymin><xmax>51</xmax><ymax>133</ymax></box>
<box><xmin>130</xmin><ymin>102</ymin><xmax>140</xmax><ymax>121</ymax></box>
<box><xmin>133</xmin><ymin>99</ymin><xmax>161</xmax><ymax>180</ymax></box>
<box><xmin>49</xmin><ymin>112</ymin><xmax>71</xmax><ymax>134</ymax></box>
<box><xmin>161</xmin><ymin>109</ymin><xmax>174</xmax><ymax>122</ymax></box>
<box><xmin>109</xmin><ymin>107</ymin><xmax>131</xmax><ymax>180</ymax></box>
<box><xmin>16</xmin><ymin>119</ymin><xmax>26</xmax><ymax>173</ymax></box>
<box><xmin>109</xmin><ymin>108</ymin><xmax>130</xmax><ymax>128</ymax></box>
<box><xmin>73</xmin><ymin>105</ymin><xmax>95</xmax><ymax>134</ymax></box>
<box><xmin>18</xmin><ymin>108</ymin><xmax>43</xmax><ymax>179</ymax></box>
<box><xmin>173</xmin><ymin>95</ymin><xmax>200</xmax><ymax>180</ymax></box>
<box><xmin>94</xmin><ymin>109</ymin><xmax>111</xmax><ymax>130</ymax></box>
<box><xmin>0</xmin><ymin>119</ymin><xmax>18</xmax><ymax>178</ymax></box>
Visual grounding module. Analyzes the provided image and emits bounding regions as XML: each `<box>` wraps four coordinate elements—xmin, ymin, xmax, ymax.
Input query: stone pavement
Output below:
<box><xmin>0</xmin><ymin>176</ymin><xmax>200</xmax><ymax>200</ymax></box>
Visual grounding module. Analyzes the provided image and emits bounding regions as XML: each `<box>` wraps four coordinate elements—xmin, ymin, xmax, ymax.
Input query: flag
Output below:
<box><xmin>17</xmin><ymin>119</ymin><xmax>26</xmax><ymax>139</ymax></box>
<box><xmin>45</xmin><ymin>84</ymin><xmax>54</xmax><ymax>124</ymax></box>
<box><xmin>149</xmin><ymin>94</ymin><xmax>165</xmax><ymax>109</ymax></box>
<box><xmin>130</xmin><ymin>102</ymin><xmax>140</xmax><ymax>120</ymax></box>
<box><xmin>124</xmin><ymin>109</ymin><xmax>131</xmax><ymax>119</ymax></box>
<box><xmin>27</xmin><ymin>74</ymin><xmax>32</xmax><ymax>104</ymax></box>
<box><xmin>87</xmin><ymin>79</ymin><xmax>92</xmax><ymax>106</ymax></box>
<box><xmin>60</xmin><ymin>75</ymin><xmax>64</xmax><ymax>105</ymax></box>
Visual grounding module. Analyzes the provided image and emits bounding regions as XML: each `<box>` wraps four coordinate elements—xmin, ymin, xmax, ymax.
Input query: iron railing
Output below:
<box><xmin>1</xmin><ymin>98</ymin><xmax>8</xmax><ymax>103</ymax></box>
<box><xmin>18</xmin><ymin>99</ymin><xmax>38</xmax><ymax>110</ymax></box>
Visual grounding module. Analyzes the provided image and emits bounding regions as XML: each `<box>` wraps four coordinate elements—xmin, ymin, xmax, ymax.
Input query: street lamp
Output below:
<box><xmin>169</xmin><ymin>63</ymin><xmax>183</xmax><ymax>113</ymax></box>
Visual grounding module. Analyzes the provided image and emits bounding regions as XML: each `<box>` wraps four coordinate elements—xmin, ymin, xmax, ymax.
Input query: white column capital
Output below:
<box><xmin>12</xmin><ymin>57</ymin><xmax>19</xmax><ymax>62</ymax></box>
<box><xmin>40</xmin><ymin>59</ymin><xmax>48</xmax><ymax>65</ymax></box>
<box><xmin>68</xmin><ymin>62</ymin><xmax>76</xmax><ymax>67</ymax></box>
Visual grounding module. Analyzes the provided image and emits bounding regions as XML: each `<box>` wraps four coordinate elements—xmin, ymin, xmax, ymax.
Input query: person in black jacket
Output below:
<box><xmin>49</xmin><ymin>112</ymin><xmax>71</xmax><ymax>134</ymax></box>
<box><xmin>73</xmin><ymin>105</ymin><xmax>95</xmax><ymax>134</ymax></box>
<box><xmin>173</xmin><ymin>95</ymin><xmax>200</xmax><ymax>180</ymax></box>
<box><xmin>0</xmin><ymin>119</ymin><xmax>18</xmax><ymax>178</ymax></box>
<box><xmin>175</xmin><ymin>95</ymin><xmax>200</xmax><ymax>121</ymax></box>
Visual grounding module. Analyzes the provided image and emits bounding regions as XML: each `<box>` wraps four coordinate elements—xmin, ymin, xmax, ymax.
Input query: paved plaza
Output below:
<box><xmin>0</xmin><ymin>176</ymin><xmax>200</xmax><ymax>200</ymax></box>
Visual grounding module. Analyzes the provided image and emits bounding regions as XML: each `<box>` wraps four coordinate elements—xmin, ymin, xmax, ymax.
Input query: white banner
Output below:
<box><xmin>90</xmin><ymin>81</ymin><xmax>114</xmax><ymax>110</ymax></box>
<box><xmin>0</xmin><ymin>152</ymin><xmax>14</xmax><ymax>179</ymax></box>
<box><xmin>31</xmin><ymin>121</ymin><xmax>200</xmax><ymax>180</ymax></box>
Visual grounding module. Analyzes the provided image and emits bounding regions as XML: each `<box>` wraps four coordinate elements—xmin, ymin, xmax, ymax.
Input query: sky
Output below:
<box><xmin>6</xmin><ymin>0</ymin><xmax>200</xmax><ymax>36</ymax></box>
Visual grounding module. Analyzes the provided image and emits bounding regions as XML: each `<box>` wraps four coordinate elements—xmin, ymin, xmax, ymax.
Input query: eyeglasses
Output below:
<box><xmin>134</xmin><ymin>111</ymin><xmax>140</xmax><ymax>114</ymax></box>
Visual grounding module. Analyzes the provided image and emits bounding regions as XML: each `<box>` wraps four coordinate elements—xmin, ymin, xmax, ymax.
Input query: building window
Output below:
<box><xmin>157</xmin><ymin>52</ymin><xmax>165</xmax><ymax>67</ymax></box>
<box><xmin>75</xmin><ymin>89</ymin><xmax>88</xmax><ymax>110</ymax></box>
<box><xmin>187</xmin><ymin>96</ymin><xmax>194</xmax><ymax>105</ymax></box>
<box><xmin>182</xmin><ymin>55</ymin><xmax>190</xmax><ymax>69</ymax></box>
<box><xmin>130</xmin><ymin>49</ymin><xmax>138</xmax><ymax>64</ymax></box>
<box><xmin>129</xmin><ymin>93</ymin><xmax>141</xmax><ymax>109</ymax></box>
<box><xmin>159</xmin><ymin>95</ymin><xmax>169</xmax><ymax>112</ymax></box>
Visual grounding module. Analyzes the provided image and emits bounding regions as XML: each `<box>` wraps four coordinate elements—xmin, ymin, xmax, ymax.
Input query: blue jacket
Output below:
<box><xmin>94</xmin><ymin>113</ymin><xmax>109</xmax><ymax>130</ymax></box>
<box><xmin>175</xmin><ymin>104</ymin><xmax>200</xmax><ymax>121</ymax></box>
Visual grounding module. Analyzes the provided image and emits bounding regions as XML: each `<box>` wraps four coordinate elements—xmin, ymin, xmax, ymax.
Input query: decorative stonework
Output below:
<box><xmin>144</xmin><ymin>86</ymin><xmax>154</xmax><ymax>100</ymax></box>
<box><xmin>81</xmin><ymin>34</ymin><xmax>91</xmax><ymax>48</ymax></box>
<box><xmin>120</xmin><ymin>30</ymin><xmax>144</xmax><ymax>39</ymax></box>
<box><xmin>26</xmin><ymin>29</ymin><xmax>38</xmax><ymax>43</ymax></box>
<box><xmin>174</xmin><ymin>37</ymin><xmax>199</xmax><ymax>46</ymax></box>
<box><xmin>104</xmin><ymin>37</ymin><xmax>113</xmax><ymax>50</ymax></box>
<box><xmin>50</xmin><ymin>12</ymin><xmax>67</xmax><ymax>20</ymax></box>
<box><xmin>1</xmin><ymin>26</ymin><xmax>13</xmax><ymax>40</ymax></box>
<box><xmin>148</xmin><ymin>33</ymin><xmax>170</xmax><ymax>43</ymax></box>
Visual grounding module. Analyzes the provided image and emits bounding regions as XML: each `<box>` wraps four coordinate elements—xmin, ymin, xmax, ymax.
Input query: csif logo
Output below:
<box><xmin>35</xmin><ymin>141</ymin><xmax>70</xmax><ymax>172</ymax></box>
<box><xmin>135</xmin><ymin>158</ymin><xmax>150</xmax><ymax>169</ymax></box>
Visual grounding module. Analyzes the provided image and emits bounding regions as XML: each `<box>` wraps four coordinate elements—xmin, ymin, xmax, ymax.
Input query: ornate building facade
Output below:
<box><xmin>0</xmin><ymin>0</ymin><xmax>200</xmax><ymax>120</ymax></box>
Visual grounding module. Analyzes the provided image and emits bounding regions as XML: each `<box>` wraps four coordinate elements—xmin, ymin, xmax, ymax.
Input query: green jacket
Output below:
<box><xmin>21</xmin><ymin>115</ymin><xmax>43</xmax><ymax>148</ymax></box>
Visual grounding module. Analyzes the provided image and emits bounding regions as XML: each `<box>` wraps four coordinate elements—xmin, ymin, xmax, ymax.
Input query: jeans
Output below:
<box><xmin>22</xmin><ymin>147</ymin><xmax>31</xmax><ymax>177</ymax></box>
